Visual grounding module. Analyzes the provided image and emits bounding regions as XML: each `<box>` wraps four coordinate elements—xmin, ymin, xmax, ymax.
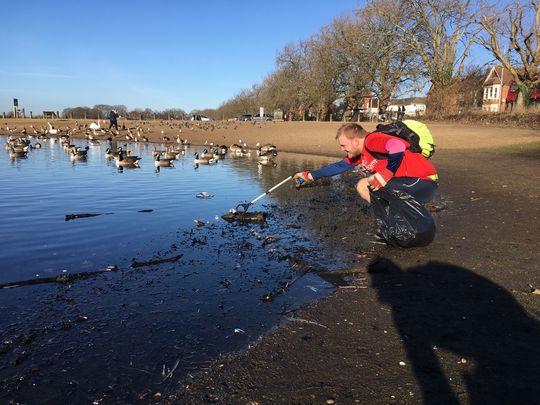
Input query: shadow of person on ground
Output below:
<box><xmin>368</xmin><ymin>259</ymin><xmax>540</xmax><ymax>405</ymax></box>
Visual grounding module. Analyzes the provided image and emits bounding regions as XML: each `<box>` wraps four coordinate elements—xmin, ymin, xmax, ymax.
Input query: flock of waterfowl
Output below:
<box><xmin>3</xmin><ymin>121</ymin><xmax>280</xmax><ymax>170</ymax></box>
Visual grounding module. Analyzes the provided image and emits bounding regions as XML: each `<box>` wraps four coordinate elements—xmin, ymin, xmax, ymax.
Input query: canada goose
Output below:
<box><xmin>193</xmin><ymin>152</ymin><xmax>216</xmax><ymax>165</ymax></box>
<box><xmin>9</xmin><ymin>149</ymin><xmax>27</xmax><ymax>159</ymax></box>
<box><xmin>9</xmin><ymin>143</ymin><xmax>29</xmax><ymax>154</ymax></box>
<box><xmin>229</xmin><ymin>143</ymin><xmax>244</xmax><ymax>153</ymax></box>
<box><xmin>257</xmin><ymin>149</ymin><xmax>278</xmax><ymax>166</ymax></box>
<box><xmin>154</xmin><ymin>153</ymin><xmax>175</xmax><ymax>167</ymax></box>
<box><xmin>105</xmin><ymin>147</ymin><xmax>120</xmax><ymax>159</ymax></box>
<box><xmin>199</xmin><ymin>148</ymin><xmax>213</xmax><ymax>159</ymax></box>
<box><xmin>213</xmin><ymin>145</ymin><xmax>228</xmax><ymax>157</ymax></box>
<box><xmin>164</xmin><ymin>147</ymin><xmax>182</xmax><ymax>160</ymax></box>
<box><xmin>70</xmin><ymin>146</ymin><xmax>89</xmax><ymax>160</ymax></box>
<box><xmin>256</xmin><ymin>142</ymin><xmax>278</xmax><ymax>154</ymax></box>
<box><xmin>114</xmin><ymin>149</ymin><xmax>141</xmax><ymax>167</ymax></box>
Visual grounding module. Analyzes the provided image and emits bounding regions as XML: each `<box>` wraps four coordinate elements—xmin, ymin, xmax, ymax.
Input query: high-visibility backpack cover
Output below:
<box><xmin>375</xmin><ymin>119</ymin><xmax>435</xmax><ymax>158</ymax></box>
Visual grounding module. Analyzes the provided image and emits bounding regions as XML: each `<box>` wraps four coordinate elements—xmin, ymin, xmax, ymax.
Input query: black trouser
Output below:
<box><xmin>109</xmin><ymin>120</ymin><xmax>118</xmax><ymax>130</ymax></box>
<box><xmin>386</xmin><ymin>177</ymin><xmax>438</xmax><ymax>204</ymax></box>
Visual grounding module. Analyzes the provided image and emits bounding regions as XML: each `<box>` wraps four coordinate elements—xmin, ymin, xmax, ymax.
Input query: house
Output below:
<box><xmin>482</xmin><ymin>65</ymin><xmax>514</xmax><ymax>112</ymax></box>
<box><xmin>42</xmin><ymin>111</ymin><xmax>59</xmax><ymax>119</ymax></box>
<box><xmin>482</xmin><ymin>65</ymin><xmax>540</xmax><ymax>111</ymax></box>
<box><xmin>387</xmin><ymin>97</ymin><xmax>427</xmax><ymax>119</ymax></box>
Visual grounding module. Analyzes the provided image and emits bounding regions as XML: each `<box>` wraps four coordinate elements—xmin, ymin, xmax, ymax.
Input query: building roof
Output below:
<box><xmin>484</xmin><ymin>65</ymin><xmax>513</xmax><ymax>86</ymax></box>
<box><xmin>389</xmin><ymin>97</ymin><xmax>427</xmax><ymax>106</ymax></box>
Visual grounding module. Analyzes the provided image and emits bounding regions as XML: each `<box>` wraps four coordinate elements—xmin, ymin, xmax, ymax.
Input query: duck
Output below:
<box><xmin>193</xmin><ymin>152</ymin><xmax>216</xmax><ymax>165</ymax></box>
<box><xmin>154</xmin><ymin>153</ymin><xmax>175</xmax><ymax>167</ymax></box>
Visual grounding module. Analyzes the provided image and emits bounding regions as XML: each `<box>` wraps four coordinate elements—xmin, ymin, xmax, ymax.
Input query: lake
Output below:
<box><xmin>0</xmin><ymin>135</ymin><xmax>375</xmax><ymax>403</ymax></box>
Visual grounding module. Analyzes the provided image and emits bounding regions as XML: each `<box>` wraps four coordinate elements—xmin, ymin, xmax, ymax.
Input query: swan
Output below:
<box><xmin>47</xmin><ymin>122</ymin><xmax>58</xmax><ymax>135</ymax></box>
<box><xmin>89</xmin><ymin>119</ymin><xmax>101</xmax><ymax>130</ymax></box>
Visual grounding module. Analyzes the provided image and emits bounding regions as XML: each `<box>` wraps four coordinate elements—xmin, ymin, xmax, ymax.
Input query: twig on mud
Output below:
<box><xmin>287</xmin><ymin>317</ymin><xmax>329</xmax><ymax>329</ymax></box>
<box><xmin>0</xmin><ymin>269</ymin><xmax>114</xmax><ymax>289</ymax></box>
<box><xmin>159</xmin><ymin>358</ymin><xmax>181</xmax><ymax>383</ymax></box>
<box><xmin>131</xmin><ymin>254</ymin><xmax>183</xmax><ymax>268</ymax></box>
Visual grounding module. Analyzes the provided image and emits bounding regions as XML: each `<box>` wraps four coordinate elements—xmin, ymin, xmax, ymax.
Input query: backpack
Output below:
<box><xmin>373</xmin><ymin>119</ymin><xmax>435</xmax><ymax>159</ymax></box>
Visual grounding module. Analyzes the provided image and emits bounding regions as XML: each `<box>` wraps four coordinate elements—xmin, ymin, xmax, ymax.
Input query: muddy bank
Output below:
<box><xmin>166</xmin><ymin>143</ymin><xmax>540</xmax><ymax>404</ymax></box>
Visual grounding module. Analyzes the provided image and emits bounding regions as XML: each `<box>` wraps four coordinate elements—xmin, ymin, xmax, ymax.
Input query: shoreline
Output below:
<box><xmin>3</xmin><ymin>118</ymin><xmax>540</xmax><ymax>158</ymax></box>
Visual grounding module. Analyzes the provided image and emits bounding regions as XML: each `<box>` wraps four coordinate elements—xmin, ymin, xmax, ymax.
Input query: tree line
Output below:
<box><xmin>211</xmin><ymin>0</ymin><xmax>539</xmax><ymax>120</ymax></box>
<box><xmin>61</xmin><ymin>105</ymin><xmax>189</xmax><ymax>120</ymax></box>
<box><xmin>61</xmin><ymin>0</ymin><xmax>538</xmax><ymax>122</ymax></box>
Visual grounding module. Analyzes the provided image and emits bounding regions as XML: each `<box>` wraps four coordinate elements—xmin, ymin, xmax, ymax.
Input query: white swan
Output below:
<box><xmin>89</xmin><ymin>118</ymin><xmax>101</xmax><ymax>130</ymax></box>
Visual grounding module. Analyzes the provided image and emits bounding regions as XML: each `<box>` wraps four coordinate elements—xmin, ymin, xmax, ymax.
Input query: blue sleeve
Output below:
<box><xmin>311</xmin><ymin>159</ymin><xmax>356</xmax><ymax>180</ymax></box>
<box><xmin>386</xmin><ymin>152</ymin><xmax>404</xmax><ymax>174</ymax></box>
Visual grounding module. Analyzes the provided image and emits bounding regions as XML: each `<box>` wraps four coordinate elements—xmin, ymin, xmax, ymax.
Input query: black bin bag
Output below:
<box><xmin>370</xmin><ymin>188</ymin><xmax>436</xmax><ymax>248</ymax></box>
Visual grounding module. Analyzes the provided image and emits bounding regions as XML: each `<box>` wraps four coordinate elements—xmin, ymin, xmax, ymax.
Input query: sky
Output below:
<box><xmin>0</xmin><ymin>0</ymin><xmax>363</xmax><ymax>115</ymax></box>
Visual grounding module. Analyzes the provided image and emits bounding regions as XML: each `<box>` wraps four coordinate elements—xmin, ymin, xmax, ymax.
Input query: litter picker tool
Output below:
<box><xmin>233</xmin><ymin>175</ymin><xmax>292</xmax><ymax>214</ymax></box>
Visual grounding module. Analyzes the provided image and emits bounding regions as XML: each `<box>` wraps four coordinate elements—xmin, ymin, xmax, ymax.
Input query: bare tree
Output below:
<box><xmin>344</xmin><ymin>1</ymin><xmax>423</xmax><ymax>106</ymax></box>
<box><xmin>478</xmin><ymin>0</ymin><xmax>540</xmax><ymax>110</ymax></box>
<box><xmin>370</xmin><ymin>0</ymin><xmax>483</xmax><ymax>115</ymax></box>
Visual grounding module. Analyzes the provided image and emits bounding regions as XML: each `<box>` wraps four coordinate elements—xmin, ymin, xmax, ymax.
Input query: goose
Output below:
<box><xmin>193</xmin><ymin>152</ymin><xmax>215</xmax><ymax>165</ymax></box>
<box><xmin>257</xmin><ymin>149</ymin><xmax>278</xmax><ymax>166</ymax></box>
<box><xmin>9</xmin><ymin>149</ymin><xmax>27</xmax><ymax>159</ymax></box>
<box><xmin>256</xmin><ymin>142</ymin><xmax>278</xmax><ymax>154</ymax></box>
<box><xmin>216</xmin><ymin>145</ymin><xmax>228</xmax><ymax>156</ymax></box>
<box><xmin>70</xmin><ymin>146</ymin><xmax>89</xmax><ymax>160</ymax></box>
<box><xmin>164</xmin><ymin>147</ymin><xmax>182</xmax><ymax>160</ymax></box>
<box><xmin>115</xmin><ymin>150</ymin><xmax>141</xmax><ymax>167</ymax></box>
<box><xmin>199</xmin><ymin>148</ymin><xmax>213</xmax><ymax>159</ymax></box>
<box><xmin>154</xmin><ymin>153</ymin><xmax>175</xmax><ymax>167</ymax></box>
<box><xmin>105</xmin><ymin>147</ymin><xmax>120</xmax><ymax>159</ymax></box>
<box><xmin>9</xmin><ymin>144</ymin><xmax>29</xmax><ymax>154</ymax></box>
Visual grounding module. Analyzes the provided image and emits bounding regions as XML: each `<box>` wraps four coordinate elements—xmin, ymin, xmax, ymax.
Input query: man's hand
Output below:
<box><xmin>368</xmin><ymin>168</ymin><xmax>393</xmax><ymax>191</ymax></box>
<box><xmin>293</xmin><ymin>171</ymin><xmax>313</xmax><ymax>188</ymax></box>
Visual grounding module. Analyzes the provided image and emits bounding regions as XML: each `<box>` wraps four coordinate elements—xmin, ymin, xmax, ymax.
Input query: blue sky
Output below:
<box><xmin>0</xmin><ymin>0</ymin><xmax>362</xmax><ymax>114</ymax></box>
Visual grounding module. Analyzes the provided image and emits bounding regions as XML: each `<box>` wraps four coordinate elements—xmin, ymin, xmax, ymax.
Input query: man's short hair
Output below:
<box><xmin>335</xmin><ymin>123</ymin><xmax>367</xmax><ymax>140</ymax></box>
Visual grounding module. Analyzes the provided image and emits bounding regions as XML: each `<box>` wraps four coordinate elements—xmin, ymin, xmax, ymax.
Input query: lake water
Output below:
<box><xmin>0</xmin><ymin>136</ymin><xmax>375</xmax><ymax>403</ymax></box>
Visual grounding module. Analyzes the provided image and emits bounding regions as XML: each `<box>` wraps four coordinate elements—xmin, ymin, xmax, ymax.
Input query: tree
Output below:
<box><xmin>478</xmin><ymin>0</ymin><xmax>540</xmax><ymax>110</ymax></box>
<box><xmin>369</xmin><ymin>0</ymin><xmax>483</xmax><ymax>115</ymax></box>
<box><xmin>332</xmin><ymin>4</ymin><xmax>423</xmax><ymax>118</ymax></box>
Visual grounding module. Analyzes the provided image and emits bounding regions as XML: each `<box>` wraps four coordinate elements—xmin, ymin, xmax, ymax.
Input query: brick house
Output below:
<box><xmin>482</xmin><ymin>65</ymin><xmax>514</xmax><ymax>112</ymax></box>
<box><xmin>482</xmin><ymin>65</ymin><xmax>540</xmax><ymax>112</ymax></box>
